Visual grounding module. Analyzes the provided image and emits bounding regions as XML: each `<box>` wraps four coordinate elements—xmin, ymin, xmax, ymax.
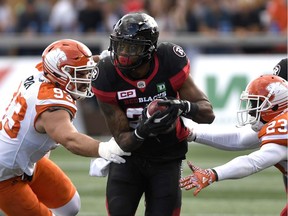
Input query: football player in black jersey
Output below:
<box><xmin>92</xmin><ymin>12</ymin><xmax>215</xmax><ymax>216</ymax></box>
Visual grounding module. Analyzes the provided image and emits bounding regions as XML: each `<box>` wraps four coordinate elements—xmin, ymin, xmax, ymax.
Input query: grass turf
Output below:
<box><xmin>50</xmin><ymin>141</ymin><xmax>286</xmax><ymax>216</ymax></box>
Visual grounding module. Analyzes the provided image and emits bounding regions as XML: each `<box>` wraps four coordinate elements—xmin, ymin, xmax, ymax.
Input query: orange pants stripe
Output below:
<box><xmin>0</xmin><ymin>157</ymin><xmax>76</xmax><ymax>216</ymax></box>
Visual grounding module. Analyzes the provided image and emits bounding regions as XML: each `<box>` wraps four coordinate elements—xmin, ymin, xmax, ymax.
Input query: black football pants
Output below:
<box><xmin>106</xmin><ymin>155</ymin><xmax>182</xmax><ymax>216</ymax></box>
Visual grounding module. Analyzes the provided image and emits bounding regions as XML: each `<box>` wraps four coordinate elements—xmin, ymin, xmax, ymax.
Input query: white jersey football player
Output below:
<box><xmin>180</xmin><ymin>74</ymin><xmax>288</xmax><ymax>216</ymax></box>
<box><xmin>185</xmin><ymin>58</ymin><xmax>287</xmax><ymax>151</ymax></box>
<box><xmin>0</xmin><ymin>39</ymin><xmax>130</xmax><ymax>216</ymax></box>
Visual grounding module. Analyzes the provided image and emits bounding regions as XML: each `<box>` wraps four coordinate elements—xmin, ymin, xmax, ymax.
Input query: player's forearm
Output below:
<box><xmin>213</xmin><ymin>155</ymin><xmax>261</xmax><ymax>180</ymax></box>
<box><xmin>61</xmin><ymin>132</ymin><xmax>100</xmax><ymax>157</ymax></box>
<box><xmin>194</xmin><ymin>125</ymin><xmax>260</xmax><ymax>150</ymax></box>
<box><xmin>192</xmin><ymin>100</ymin><xmax>215</xmax><ymax>124</ymax></box>
<box><xmin>214</xmin><ymin>144</ymin><xmax>286</xmax><ymax>181</ymax></box>
<box><xmin>115</xmin><ymin>131</ymin><xmax>143</xmax><ymax>152</ymax></box>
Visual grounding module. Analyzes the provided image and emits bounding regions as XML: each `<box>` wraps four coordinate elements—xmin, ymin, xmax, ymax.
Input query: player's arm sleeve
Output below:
<box><xmin>214</xmin><ymin>144</ymin><xmax>286</xmax><ymax>180</ymax></box>
<box><xmin>194</xmin><ymin>124</ymin><xmax>260</xmax><ymax>150</ymax></box>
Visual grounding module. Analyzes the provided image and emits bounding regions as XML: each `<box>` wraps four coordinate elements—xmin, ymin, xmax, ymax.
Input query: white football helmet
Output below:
<box><xmin>237</xmin><ymin>74</ymin><xmax>288</xmax><ymax>129</ymax></box>
<box><xmin>42</xmin><ymin>39</ymin><xmax>97</xmax><ymax>100</ymax></box>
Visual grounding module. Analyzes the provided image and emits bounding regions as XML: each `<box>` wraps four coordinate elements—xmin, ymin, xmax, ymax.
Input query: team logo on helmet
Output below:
<box><xmin>273</xmin><ymin>64</ymin><xmax>281</xmax><ymax>76</ymax></box>
<box><xmin>267</xmin><ymin>81</ymin><xmax>287</xmax><ymax>92</ymax></box>
<box><xmin>91</xmin><ymin>66</ymin><xmax>99</xmax><ymax>81</ymax></box>
<box><xmin>173</xmin><ymin>45</ymin><xmax>186</xmax><ymax>57</ymax></box>
<box><xmin>48</xmin><ymin>48</ymin><xmax>67</xmax><ymax>68</ymax></box>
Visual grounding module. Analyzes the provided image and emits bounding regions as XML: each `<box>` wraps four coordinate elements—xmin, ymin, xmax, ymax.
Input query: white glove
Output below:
<box><xmin>89</xmin><ymin>158</ymin><xmax>111</xmax><ymax>177</ymax></box>
<box><xmin>98</xmin><ymin>137</ymin><xmax>131</xmax><ymax>164</ymax></box>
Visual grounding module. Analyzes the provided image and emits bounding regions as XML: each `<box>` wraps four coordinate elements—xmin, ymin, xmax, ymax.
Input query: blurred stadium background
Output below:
<box><xmin>0</xmin><ymin>0</ymin><xmax>286</xmax><ymax>215</ymax></box>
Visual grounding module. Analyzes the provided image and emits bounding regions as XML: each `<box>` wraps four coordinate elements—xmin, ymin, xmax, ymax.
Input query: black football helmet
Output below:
<box><xmin>273</xmin><ymin>58</ymin><xmax>287</xmax><ymax>81</ymax></box>
<box><xmin>109</xmin><ymin>12</ymin><xmax>159</xmax><ymax>73</ymax></box>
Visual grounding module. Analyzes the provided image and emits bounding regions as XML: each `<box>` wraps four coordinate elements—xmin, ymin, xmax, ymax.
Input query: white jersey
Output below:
<box><xmin>0</xmin><ymin>72</ymin><xmax>77</xmax><ymax>181</ymax></box>
<box><xmin>214</xmin><ymin>110</ymin><xmax>288</xmax><ymax>183</ymax></box>
<box><xmin>188</xmin><ymin>111</ymin><xmax>287</xmax><ymax>191</ymax></box>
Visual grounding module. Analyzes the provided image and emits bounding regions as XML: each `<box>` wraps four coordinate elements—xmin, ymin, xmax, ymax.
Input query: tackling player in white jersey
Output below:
<box><xmin>0</xmin><ymin>39</ymin><xmax>130</xmax><ymax>216</ymax></box>
<box><xmin>180</xmin><ymin>74</ymin><xmax>288</xmax><ymax>216</ymax></box>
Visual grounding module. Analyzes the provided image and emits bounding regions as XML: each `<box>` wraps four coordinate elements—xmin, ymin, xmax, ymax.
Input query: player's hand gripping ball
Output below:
<box><xmin>146</xmin><ymin>99</ymin><xmax>168</xmax><ymax>119</ymax></box>
<box><xmin>146</xmin><ymin>99</ymin><xmax>176</xmax><ymax>133</ymax></box>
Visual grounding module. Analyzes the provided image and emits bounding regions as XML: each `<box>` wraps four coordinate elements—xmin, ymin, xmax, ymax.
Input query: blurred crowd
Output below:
<box><xmin>0</xmin><ymin>0</ymin><xmax>287</xmax><ymax>55</ymax></box>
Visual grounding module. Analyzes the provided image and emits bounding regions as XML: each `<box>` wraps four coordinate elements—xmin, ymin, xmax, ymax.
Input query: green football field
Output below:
<box><xmin>50</xmin><ymin>140</ymin><xmax>286</xmax><ymax>216</ymax></box>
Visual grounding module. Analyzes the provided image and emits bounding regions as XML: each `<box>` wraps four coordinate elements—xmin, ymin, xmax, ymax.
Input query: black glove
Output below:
<box><xmin>134</xmin><ymin>106</ymin><xmax>178</xmax><ymax>140</ymax></box>
<box><xmin>158</xmin><ymin>99</ymin><xmax>199</xmax><ymax>119</ymax></box>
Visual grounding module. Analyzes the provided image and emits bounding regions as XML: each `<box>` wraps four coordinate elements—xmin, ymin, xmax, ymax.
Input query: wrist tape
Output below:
<box><xmin>133</xmin><ymin>129</ymin><xmax>145</xmax><ymax>141</ymax></box>
<box><xmin>185</xmin><ymin>102</ymin><xmax>199</xmax><ymax>118</ymax></box>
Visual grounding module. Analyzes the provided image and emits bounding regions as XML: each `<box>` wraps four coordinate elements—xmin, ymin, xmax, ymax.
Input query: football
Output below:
<box><xmin>146</xmin><ymin>99</ymin><xmax>176</xmax><ymax>133</ymax></box>
<box><xmin>146</xmin><ymin>99</ymin><xmax>168</xmax><ymax>118</ymax></box>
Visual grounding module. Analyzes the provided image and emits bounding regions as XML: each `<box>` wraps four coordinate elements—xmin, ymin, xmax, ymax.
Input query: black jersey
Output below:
<box><xmin>92</xmin><ymin>42</ymin><xmax>190</xmax><ymax>161</ymax></box>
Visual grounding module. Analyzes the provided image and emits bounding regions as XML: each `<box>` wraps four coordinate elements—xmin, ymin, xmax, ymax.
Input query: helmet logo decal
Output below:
<box><xmin>273</xmin><ymin>64</ymin><xmax>281</xmax><ymax>75</ymax></box>
<box><xmin>50</xmin><ymin>48</ymin><xmax>67</xmax><ymax>67</ymax></box>
<box><xmin>137</xmin><ymin>81</ymin><xmax>146</xmax><ymax>89</ymax></box>
<box><xmin>91</xmin><ymin>67</ymin><xmax>99</xmax><ymax>81</ymax></box>
<box><xmin>267</xmin><ymin>82</ymin><xmax>287</xmax><ymax>93</ymax></box>
<box><xmin>173</xmin><ymin>45</ymin><xmax>186</xmax><ymax>57</ymax></box>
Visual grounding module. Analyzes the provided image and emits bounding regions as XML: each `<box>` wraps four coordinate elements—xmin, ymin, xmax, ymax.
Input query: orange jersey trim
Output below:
<box><xmin>34</xmin><ymin>82</ymin><xmax>77</xmax><ymax>126</ymax></box>
<box><xmin>259</xmin><ymin>111</ymin><xmax>288</xmax><ymax>147</ymax></box>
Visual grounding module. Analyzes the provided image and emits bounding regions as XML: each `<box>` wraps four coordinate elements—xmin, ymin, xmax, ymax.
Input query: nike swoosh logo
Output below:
<box><xmin>153</xmin><ymin>114</ymin><xmax>169</xmax><ymax>123</ymax></box>
<box><xmin>202</xmin><ymin>177</ymin><xmax>208</xmax><ymax>184</ymax></box>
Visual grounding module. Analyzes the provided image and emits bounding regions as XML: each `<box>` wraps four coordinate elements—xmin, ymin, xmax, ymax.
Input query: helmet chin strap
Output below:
<box><xmin>71</xmin><ymin>95</ymin><xmax>81</xmax><ymax>100</ymax></box>
<box><xmin>70</xmin><ymin>92</ymin><xmax>85</xmax><ymax>100</ymax></box>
